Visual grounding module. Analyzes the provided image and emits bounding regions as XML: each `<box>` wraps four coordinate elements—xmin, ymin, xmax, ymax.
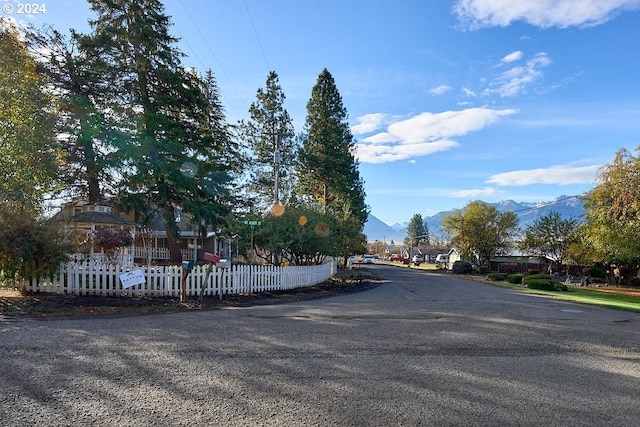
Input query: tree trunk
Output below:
<box><xmin>162</xmin><ymin>207</ymin><xmax>183</xmax><ymax>263</ymax></box>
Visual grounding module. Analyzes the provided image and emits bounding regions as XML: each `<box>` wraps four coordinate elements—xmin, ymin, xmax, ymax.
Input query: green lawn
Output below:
<box><xmin>494</xmin><ymin>281</ymin><xmax>640</xmax><ymax>313</ymax></box>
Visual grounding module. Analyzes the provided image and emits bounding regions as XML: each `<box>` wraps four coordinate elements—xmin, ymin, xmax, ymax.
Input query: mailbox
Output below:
<box><xmin>203</xmin><ymin>252</ymin><xmax>220</xmax><ymax>263</ymax></box>
<box><xmin>181</xmin><ymin>260</ymin><xmax>194</xmax><ymax>271</ymax></box>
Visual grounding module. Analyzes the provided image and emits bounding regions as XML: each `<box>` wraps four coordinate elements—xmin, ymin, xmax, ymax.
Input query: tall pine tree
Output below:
<box><xmin>404</xmin><ymin>214</ymin><xmax>428</xmax><ymax>247</ymax></box>
<box><xmin>86</xmin><ymin>0</ymin><xmax>239</xmax><ymax>262</ymax></box>
<box><xmin>240</xmin><ymin>71</ymin><xmax>296</xmax><ymax>212</ymax></box>
<box><xmin>296</xmin><ymin>68</ymin><xmax>368</xmax><ymax>258</ymax></box>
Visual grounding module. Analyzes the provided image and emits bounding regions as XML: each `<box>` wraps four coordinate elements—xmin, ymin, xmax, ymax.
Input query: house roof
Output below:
<box><xmin>69</xmin><ymin>211</ymin><xmax>136</xmax><ymax>225</ymax></box>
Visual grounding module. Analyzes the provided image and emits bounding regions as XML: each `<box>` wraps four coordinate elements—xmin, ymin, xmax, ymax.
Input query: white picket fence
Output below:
<box><xmin>22</xmin><ymin>261</ymin><xmax>337</xmax><ymax>298</ymax></box>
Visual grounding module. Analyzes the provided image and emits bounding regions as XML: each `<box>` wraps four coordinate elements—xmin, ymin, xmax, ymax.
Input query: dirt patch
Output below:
<box><xmin>0</xmin><ymin>269</ymin><xmax>380</xmax><ymax>320</ymax></box>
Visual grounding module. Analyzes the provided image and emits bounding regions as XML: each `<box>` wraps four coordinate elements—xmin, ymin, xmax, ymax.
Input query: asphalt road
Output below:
<box><xmin>1</xmin><ymin>264</ymin><xmax>640</xmax><ymax>426</ymax></box>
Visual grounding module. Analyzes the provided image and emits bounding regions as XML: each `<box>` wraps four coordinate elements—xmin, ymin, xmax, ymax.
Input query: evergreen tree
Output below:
<box><xmin>180</xmin><ymin>69</ymin><xmax>243</xmax><ymax>236</ymax></box>
<box><xmin>240</xmin><ymin>71</ymin><xmax>296</xmax><ymax>212</ymax></box>
<box><xmin>296</xmin><ymin>68</ymin><xmax>368</xmax><ymax>258</ymax></box>
<box><xmin>404</xmin><ymin>213</ymin><xmax>428</xmax><ymax>247</ymax></box>
<box><xmin>0</xmin><ymin>19</ymin><xmax>60</xmax><ymax>210</ymax></box>
<box><xmin>27</xmin><ymin>26</ymin><xmax>115</xmax><ymax>203</ymax></box>
<box><xmin>86</xmin><ymin>0</ymin><xmax>239</xmax><ymax>262</ymax></box>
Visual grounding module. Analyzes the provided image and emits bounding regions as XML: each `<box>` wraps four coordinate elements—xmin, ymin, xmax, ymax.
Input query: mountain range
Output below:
<box><xmin>364</xmin><ymin>195</ymin><xmax>585</xmax><ymax>243</ymax></box>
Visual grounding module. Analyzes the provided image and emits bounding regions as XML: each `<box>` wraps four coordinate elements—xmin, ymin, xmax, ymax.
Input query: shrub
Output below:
<box><xmin>586</xmin><ymin>266</ymin><xmax>606</xmax><ymax>279</ymax></box>
<box><xmin>527</xmin><ymin>269</ymin><xmax>540</xmax><ymax>275</ymax></box>
<box><xmin>0</xmin><ymin>206</ymin><xmax>73</xmax><ymax>284</ymax></box>
<box><xmin>451</xmin><ymin>261</ymin><xmax>473</xmax><ymax>274</ymax></box>
<box><xmin>477</xmin><ymin>266</ymin><xmax>488</xmax><ymax>275</ymax></box>
<box><xmin>522</xmin><ymin>274</ymin><xmax>568</xmax><ymax>291</ymax></box>
<box><xmin>507</xmin><ymin>274</ymin><xmax>524</xmax><ymax>284</ymax></box>
<box><xmin>629</xmin><ymin>277</ymin><xmax>640</xmax><ymax>288</ymax></box>
<box><xmin>486</xmin><ymin>272</ymin><xmax>507</xmax><ymax>281</ymax></box>
<box><xmin>93</xmin><ymin>227</ymin><xmax>133</xmax><ymax>251</ymax></box>
<box><xmin>522</xmin><ymin>273</ymin><xmax>550</xmax><ymax>282</ymax></box>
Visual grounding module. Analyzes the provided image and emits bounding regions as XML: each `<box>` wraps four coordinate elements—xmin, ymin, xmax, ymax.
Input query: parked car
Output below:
<box><xmin>390</xmin><ymin>255</ymin><xmax>409</xmax><ymax>262</ymax></box>
<box><xmin>412</xmin><ymin>254</ymin><xmax>424</xmax><ymax>263</ymax></box>
<box><xmin>435</xmin><ymin>254</ymin><xmax>449</xmax><ymax>263</ymax></box>
<box><xmin>363</xmin><ymin>254</ymin><xmax>375</xmax><ymax>264</ymax></box>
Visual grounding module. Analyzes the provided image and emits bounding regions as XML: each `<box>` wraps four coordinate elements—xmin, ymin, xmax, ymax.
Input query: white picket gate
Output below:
<box><xmin>22</xmin><ymin>261</ymin><xmax>337</xmax><ymax>298</ymax></box>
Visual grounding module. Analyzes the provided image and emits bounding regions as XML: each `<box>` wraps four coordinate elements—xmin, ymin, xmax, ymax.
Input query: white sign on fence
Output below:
<box><xmin>119</xmin><ymin>269</ymin><xmax>146</xmax><ymax>288</ymax></box>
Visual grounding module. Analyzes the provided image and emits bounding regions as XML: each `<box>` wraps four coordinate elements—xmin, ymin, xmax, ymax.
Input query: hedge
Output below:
<box><xmin>507</xmin><ymin>273</ymin><xmax>523</xmax><ymax>284</ymax></box>
<box><xmin>523</xmin><ymin>277</ymin><xmax>568</xmax><ymax>292</ymax></box>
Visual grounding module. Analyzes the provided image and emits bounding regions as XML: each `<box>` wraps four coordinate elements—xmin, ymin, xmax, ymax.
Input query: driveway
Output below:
<box><xmin>1</xmin><ymin>264</ymin><xmax>639</xmax><ymax>426</ymax></box>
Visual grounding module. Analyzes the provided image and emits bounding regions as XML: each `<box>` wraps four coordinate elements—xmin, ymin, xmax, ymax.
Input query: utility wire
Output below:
<box><xmin>177</xmin><ymin>0</ymin><xmax>245</xmax><ymax>118</ymax></box>
<box><xmin>243</xmin><ymin>0</ymin><xmax>271</xmax><ymax>71</ymax></box>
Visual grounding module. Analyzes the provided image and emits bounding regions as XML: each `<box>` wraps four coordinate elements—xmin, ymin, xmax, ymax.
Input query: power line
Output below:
<box><xmin>177</xmin><ymin>0</ymin><xmax>245</xmax><ymax>118</ymax></box>
<box><xmin>243</xmin><ymin>0</ymin><xmax>271</xmax><ymax>71</ymax></box>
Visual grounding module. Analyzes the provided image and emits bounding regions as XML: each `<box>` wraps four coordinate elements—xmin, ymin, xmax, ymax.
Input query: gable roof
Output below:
<box><xmin>69</xmin><ymin>211</ymin><xmax>136</xmax><ymax>225</ymax></box>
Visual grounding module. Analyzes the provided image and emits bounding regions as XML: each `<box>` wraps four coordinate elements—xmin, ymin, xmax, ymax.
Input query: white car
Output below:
<box><xmin>363</xmin><ymin>254</ymin><xmax>375</xmax><ymax>264</ymax></box>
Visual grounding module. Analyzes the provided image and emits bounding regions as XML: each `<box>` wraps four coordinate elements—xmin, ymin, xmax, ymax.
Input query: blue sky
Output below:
<box><xmin>5</xmin><ymin>0</ymin><xmax>640</xmax><ymax>225</ymax></box>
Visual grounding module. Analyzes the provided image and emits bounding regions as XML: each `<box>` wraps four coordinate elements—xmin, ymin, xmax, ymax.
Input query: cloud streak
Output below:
<box><xmin>354</xmin><ymin>107</ymin><xmax>517</xmax><ymax>163</ymax></box>
<box><xmin>452</xmin><ymin>187</ymin><xmax>504</xmax><ymax>198</ymax></box>
<box><xmin>487</xmin><ymin>165</ymin><xmax>601</xmax><ymax>186</ymax></box>
<box><xmin>454</xmin><ymin>0</ymin><xmax>640</xmax><ymax>29</ymax></box>
<box><xmin>429</xmin><ymin>85</ymin><xmax>452</xmax><ymax>95</ymax></box>
<box><xmin>501</xmin><ymin>50</ymin><xmax>523</xmax><ymax>64</ymax></box>
<box><xmin>488</xmin><ymin>52</ymin><xmax>552</xmax><ymax>97</ymax></box>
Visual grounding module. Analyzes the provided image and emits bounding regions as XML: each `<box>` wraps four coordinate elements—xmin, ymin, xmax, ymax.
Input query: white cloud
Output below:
<box><xmin>355</xmin><ymin>107</ymin><xmax>517</xmax><ymax>163</ymax></box>
<box><xmin>351</xmin><ymin>113</ymin><xmax>388</xmax><ymax>135</ymax></box>
<box><xmin>486</xmin><ymin>165</ymin><xmax>601</xmax><ymax>186</ymax></box>
<box><xmin>501</xmin><ymin>50</ymin><xmax>523</xmax><ymax>64</ymax></box>
<box><xmin>381</xmin><ymin>108</ymin><xmax>517</xmax><ymax>143</ymax></box>
<box><xmin>356</xmin><ymin>140</ymin><xmax>459</xmax><ymax>164</ymax></box>
<box><xmin>454</xmin><ymin>0</ymin><xmax>640</xmax><ymax>29</ymax></box>
<box><xmin>452</xmin><ymin>187</ymin><xmax>504</xmax><ymax>198</ymax></box>
<box><xmin>462</xmin><ymin>87</ymin><xmax>477</xmax><ymax>97</ymax></box>
<box><xmin>429</xmin><ymin>85</ymin><xmax>452</xmax><ymax>95</ymax></box>
<box><xmin>488</xmin><ymin>52</ymin><xmax>551</xmax><ymax>97</ymax></box>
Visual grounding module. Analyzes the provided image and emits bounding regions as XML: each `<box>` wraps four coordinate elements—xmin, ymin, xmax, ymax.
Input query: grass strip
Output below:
<box><xmin>491</xmin><ymin>281</ymin><xmax>640</xmax><ymax>312</ymax></box>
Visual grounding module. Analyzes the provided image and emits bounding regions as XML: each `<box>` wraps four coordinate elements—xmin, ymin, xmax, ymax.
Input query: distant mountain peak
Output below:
<box><xmin>365</xmin><ymin>195</ymin><xmax>584</xmax><ymax>243</ymax></box>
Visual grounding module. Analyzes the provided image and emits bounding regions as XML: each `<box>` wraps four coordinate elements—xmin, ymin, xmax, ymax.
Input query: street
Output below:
<box><xmin>1</xmin><ymin>264</ymin><xmax>640</xmax><ymax>426</ymax></box>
